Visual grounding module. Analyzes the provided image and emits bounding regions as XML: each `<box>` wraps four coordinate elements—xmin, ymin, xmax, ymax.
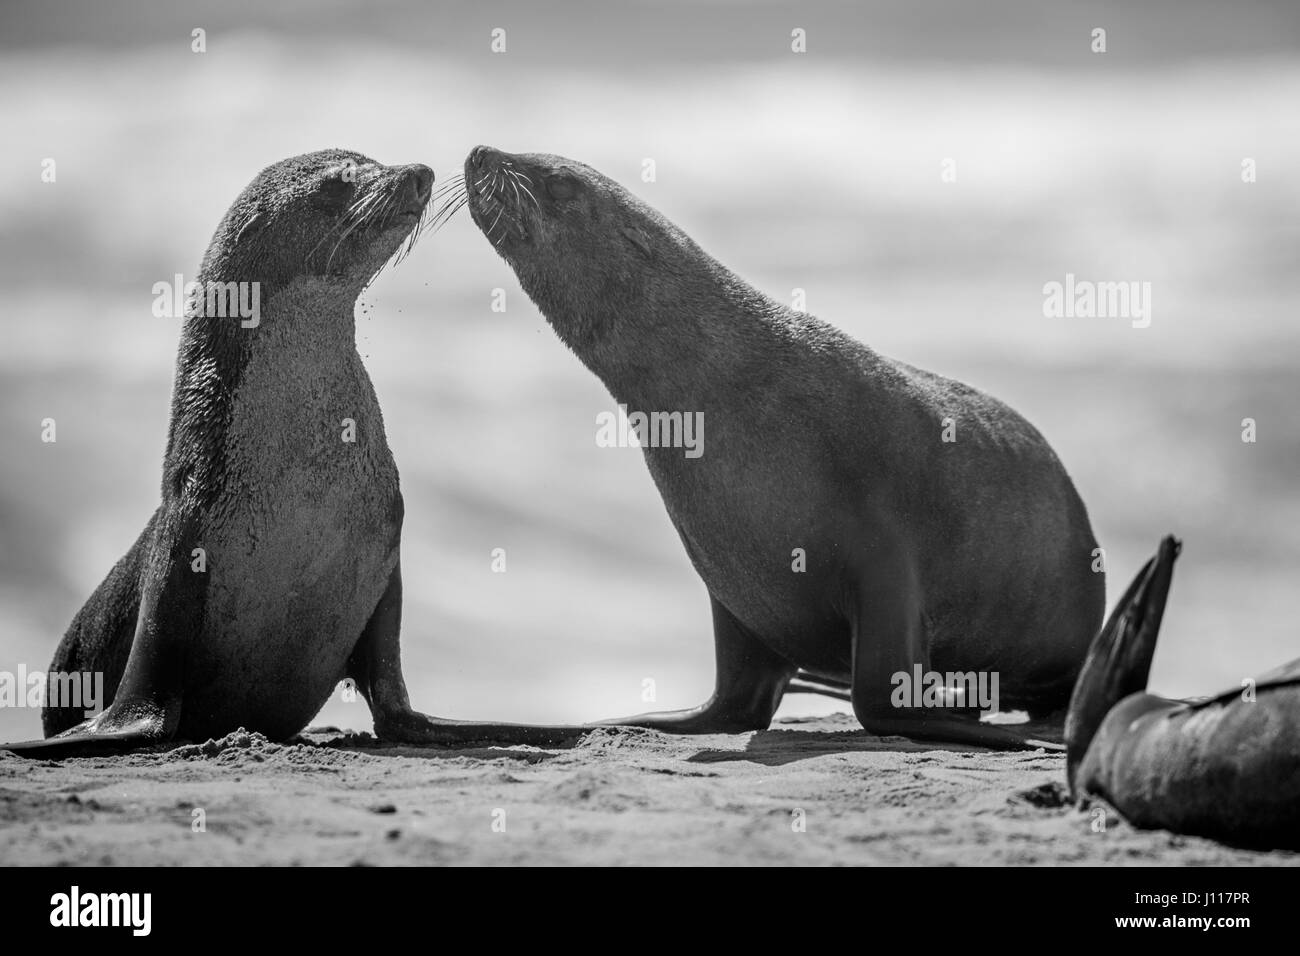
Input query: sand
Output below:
<box><xmin>2</xmin><ymin>715</ymin><xmax>1295</xmax><ymax>866</ymax></box>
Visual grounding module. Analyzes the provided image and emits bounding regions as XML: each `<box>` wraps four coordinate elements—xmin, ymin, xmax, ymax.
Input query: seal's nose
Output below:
<box><xmin>468</xmin><ymin>145</ymin><xmax>499</xmax><ymax>169</ymax></box>
<box><xmin>406</xmin><ymin>164</ymin><xmax>434</xmax><ymax>202</ymax></box>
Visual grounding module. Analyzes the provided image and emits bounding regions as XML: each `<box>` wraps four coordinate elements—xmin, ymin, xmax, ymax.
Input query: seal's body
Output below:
<box><xmin>466</xmin><ymin>146</ymin><xmax>1103</xmax><ymax>747</ymax></box>
<box><xmin>1067</xmin><ymin>538</ymin><xmax>1300</xmax><ymax>849</ymax></box>
<box><xmin>61</xmin><ymin>318</ymin><xmax>401</xmax><ymax>743</ymax></box>
<box><xmin>6</xmin><ymin>150</ymin><xmax>581</xmax><ymax>758</ymax></box>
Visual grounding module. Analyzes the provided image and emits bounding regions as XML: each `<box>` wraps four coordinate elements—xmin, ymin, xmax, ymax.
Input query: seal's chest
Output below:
<box><xmin>227</xmin><ymin>341</ymin><xmax>397</xmax><ymax>486</ymax></box>
<box><xmin>213</xmin><ymin>343</ymin><xmax>399</xmax><ymax>569</ymax></box>
<box><xmin>199</xmin><ymin>342</ymin><xmax>399</xmax><ymax>663</ymax></box>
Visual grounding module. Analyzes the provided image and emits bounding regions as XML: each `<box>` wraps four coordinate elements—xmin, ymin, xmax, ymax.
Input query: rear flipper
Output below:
<box><xmin>1064</xmin><ymin>535</ymin><xmax>1180</xmax><ymax>793</ymax></box>
<box><xmin>786</xmin><ymin>671</ymin><xmax>851</xmax><ymax>702</ymax></box>
<box><xmin>784</xmin><ymin>672</ymin><xmax>1064</xmax><ymax>747</ymax></box>
<box><xmin>851</xmin><ymin>712</ymin><xmax>1064</xmax><ymax>750</ymax></box>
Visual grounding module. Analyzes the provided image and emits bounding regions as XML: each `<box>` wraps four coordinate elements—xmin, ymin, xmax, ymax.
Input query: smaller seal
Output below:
<box><xmin>3</xmin><ymin>149</ymin><xmax>585</xmax><ymax>759</ymax></box>
<box><xmin>1066</xmin><ymin>536</ymin><xmax>1300</xmax><ymax>849</ymax></box>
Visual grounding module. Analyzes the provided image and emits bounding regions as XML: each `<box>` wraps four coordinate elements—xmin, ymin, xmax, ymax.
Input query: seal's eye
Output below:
<box><xmin>545</xmin><ymin>173</ymin><xmax>579</xmax><ymax>201</ymax></box>
<box><xmin>312</xmin><ymin>171</ymin><xmax>356</xmax><ymax>210</ymax></box>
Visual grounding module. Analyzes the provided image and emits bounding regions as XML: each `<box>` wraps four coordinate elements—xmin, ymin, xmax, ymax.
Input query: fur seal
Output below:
<box><xmin>4</xmin><ymin>149</ymin><xmax>583</xmax><ymax>758</ymax></box>
<box><xmin>1066</xmin><ymin>536</ymin><xmax>1300</xmax><ymax>849</ymax></box>
<box><xmin>462</xmin><ymin>145</ymin><xmax>1104</xmax><ymax>748</ymax></box>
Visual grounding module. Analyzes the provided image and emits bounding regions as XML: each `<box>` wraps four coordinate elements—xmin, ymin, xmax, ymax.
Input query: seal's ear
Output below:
<box><xmin>236</xmin><ymin>210</ymin><xmax>266</xmax><ymax>244</ymax></box>
<box><xmin>620</xmin><ymin>226</ymin><xmax>653</xmax><ymax>260</ymax></box>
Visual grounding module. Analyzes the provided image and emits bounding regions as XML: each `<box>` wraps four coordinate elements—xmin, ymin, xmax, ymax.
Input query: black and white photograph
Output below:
<box><xmin>0</xmin><ymin>0</ymin><xmax>1296</xmax><ymax>900</ymax></box>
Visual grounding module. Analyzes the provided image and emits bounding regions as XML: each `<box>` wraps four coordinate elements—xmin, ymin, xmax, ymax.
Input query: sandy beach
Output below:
<box><xmin>2</xmin><ymin>716</ymin><xmax>1295</xmax><ymax>866</ymax></box>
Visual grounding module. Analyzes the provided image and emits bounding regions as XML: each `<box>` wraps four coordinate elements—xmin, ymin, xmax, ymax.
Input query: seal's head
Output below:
<box><xmin>167</xmin><ymin>150</ymin><xmax>434</xmax><ymax>497</ymax></box>
<box><xmin>203</xmin><ymin>149</ymin><xmax>434</xmax><ymax>294</ymax></box>
<box><xmin>463</xmin><ymin>145</ymin><xmax>726</xmax><ymax>356</ymax></box>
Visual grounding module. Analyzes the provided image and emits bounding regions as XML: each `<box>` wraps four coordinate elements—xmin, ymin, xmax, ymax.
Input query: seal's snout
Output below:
<box><xmin>468</xmin><ymin>145</ymin><xmax>497</xmax><ymax>169</ymax></box>
<box><xmin>394</xmin><ymin>164</ymin><xmax>434</xmax><ymax>218</ymax></box>
<box><xmin>399</xmin><ymin>163</ymin><xmax>434</xmax><ymax>205</ymax></box>
<box><xmin>407</xmin><ymin>164</ymin><xmax>434</xmax><ymax>202</ymax></box>
<box><xmin>465</xmin><ymin>145</ymin><xmax>533</xmax><ymax>247</ymax></box>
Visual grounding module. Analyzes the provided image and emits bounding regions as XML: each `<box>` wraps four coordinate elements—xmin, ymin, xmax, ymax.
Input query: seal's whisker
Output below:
<box><xmin>506</xmin><ymin>173</ymin><xmax>522</xmax><ymax>207</ymax></box>
<box><xmin>430</xmin><ymin>194</ymin><xmax>464</xmax><ymax>224</ymax></box>
<box><xmin>362</xmin><ymin>188</ymin><xmax>408</xmax><ymax>281</ymax></box>
<box><xmin>430</xmin><ymin>195</ymin><xmax>468</xmax><ymax>233</ymax></box>
<box><xmin>508</xmin><ymin>168</ymin><xmax>540</xmax><ymax>213</ymax></box>
<box><xmin>427</xmin><ymin>171</ymin><xmax>469</xmax><ymax>233</ymax></box>
<box><xmin>324</xmin><ymin>188</ymin><xmax>388</xmax><ymax>272</ymax></box>
<box><xmin>403</xmin><ymin>180</ymin><xmax>442</xmax><ymax>259</ymax></box>
<box><xmin>308</xmin><ymin>189</ymin><xmax>384</xmax><ymax>265</ymax></box>
<box><xmin>394</xmin><ymin>200</ymin><xmax>431</xmax><ymax>266</ymax></box>
<box><xmin>306</xmin><ymin>193</ymin><xmax>372</xmax><ymax>258</ymax></box>
<box><xmin>431</xmin><ymin>174</ymin><xmax>465</xmax><ymax>200</ymax></box>
<box><xmin>431</xmin><ymin>203</ymin><xmax>467</xmax><ymax>235</ymax></box>
<box><xmin>487</xmin><ymin>202</ymin><xmax>505</xmax><ymax>240</ymax></box>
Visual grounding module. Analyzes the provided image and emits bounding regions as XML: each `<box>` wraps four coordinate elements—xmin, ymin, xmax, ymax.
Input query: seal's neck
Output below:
<box><xmin>163</xmin><ymin>276</ymin><xmax>363</xmax><ymax>501</ymax></box>
<box><xmin>577</xmin><ymin>274</ymin><xmax>800</xmax><ymax>413</ymax></box>
<box><xmin>178</xmin><ymin>276</ymin><xmax>359</xmax><ymax>373</ymax></box>
<box><xmin>256</xmin><ymin>277</ymin><xmax>359</xmax><ymax>352</ymax></box>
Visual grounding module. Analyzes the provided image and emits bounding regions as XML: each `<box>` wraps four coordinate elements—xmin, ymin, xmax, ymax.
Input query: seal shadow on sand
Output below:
<box><xmin>685</xmin><ymin>716</ymin><xmax>1065</xmax><ymax>768</ymax></box>
<box><xmin>684</xmin><ymin>729</ymin><xmax>984</xmax><ymax>767</ymax></box>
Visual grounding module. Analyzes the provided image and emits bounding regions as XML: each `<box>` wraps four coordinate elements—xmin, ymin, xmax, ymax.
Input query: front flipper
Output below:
<box><xmin>347</xmin><ymin>562</ymin><xmax>590</xmax><ymax>748</ymax></box>
<box><xmin>848</xmin><ymin>551</ymin><xmax>1055</xmax><ymax>751</ymax></box>
<box><xmin>594</xmin><ymin>596</ymin><xmax>796</xmax><ymax>734</ymax></box>
<box><xmin>3</xmin><ymin>710</ymin><xmax>170</xmax><ymax>759</ymax></box>
<box><xmin>3</xmin><ymin>508</ymin><xmax>200</xmax><ymax>760</ymax></box>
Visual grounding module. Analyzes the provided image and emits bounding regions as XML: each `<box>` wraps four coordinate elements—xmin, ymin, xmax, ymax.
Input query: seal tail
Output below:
<box><xmin>1064</xmin><ymin>535</ymin><xmax>1181</xmax><ymax>793</ymax></box>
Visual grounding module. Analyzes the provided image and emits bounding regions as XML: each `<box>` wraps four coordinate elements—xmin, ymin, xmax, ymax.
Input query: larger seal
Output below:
<box><xmin>4</xmin><ymin>149</ymin><xmax>582</xmax><ymax>758</ymax></box>
<box><xmin>1066</xmin><ymin>537</ymin><xmax>1300</xmax><ymax>849</ymax></box>
<box><xmin>464</xmin><ymin>145</ymin><xmax>1104</xmax><ymax>747</ymax></box>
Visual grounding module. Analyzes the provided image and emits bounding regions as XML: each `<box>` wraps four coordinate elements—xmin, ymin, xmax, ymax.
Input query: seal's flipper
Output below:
<box><xmin>3</xmin><ymin>721</ymin><xmax>169</xmax><ymax>759</ymax></box>
<box><xmin>5</xmin><ymin>513</ymin><xmax>201</xmax><ymax>760</ymax></box>
<box><xmin>43</xmin><ymin>511</ymin><xmax>157</xmax><ymax>737</ymax></box>
<box><xmin>786</xmin><ymin>676</ymin><xmax>852</xmax><ymax>702</ymax></box>
<box><xmin>5</xmin><ymin>665</ymin><xmax>180</xmax><ymax>760</ymax></box>
<box><xmin>1065</xmin><ymin>535</ymin><xmax>1180</xmax><ymax>791</ymax></box>
<box><xmin>783</xmin><ymin>673</ymin><xmax>1060</xmax><ymax>746</ymax></box>
<box><xmin>848</xmin><ymin>712</ymin><xmax>1063</xmax><ymax>750</ymax></box>
<box><xmin>377</xmin><ymin>713</ymin><xmax>590</xmax><ymax>748</ymax></box>
<box><xmin>347</xmin><ymin>562</ymin><xmax>590</xmax><ymax>748</ymax></box>
<box><xmin>594</xmin><ymin>596</ymin><xmax>797</xmax><ymax>734</ymax></box>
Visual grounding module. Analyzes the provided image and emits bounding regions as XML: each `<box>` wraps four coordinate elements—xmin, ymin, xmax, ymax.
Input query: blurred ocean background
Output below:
<box><xmin>1</xmin><ymin>0</ymin><xmax>1297</xmax><ymax>741</ymax></box>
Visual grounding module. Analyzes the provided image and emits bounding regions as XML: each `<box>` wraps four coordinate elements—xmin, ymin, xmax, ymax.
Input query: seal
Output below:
<box><xmin>4</xmin><ymin>149</ymin><xmax>583</xmax><ymax>758</ymax></box>
<box><xmin>1066</xmin><ymin>537</ymin><xmax>1300</xmax><ymax>849</ymax></box>
<box><xmin>462</xmin><ymin>145</ymin><xmax>1104</xmax><ymax>748</ymax></box>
